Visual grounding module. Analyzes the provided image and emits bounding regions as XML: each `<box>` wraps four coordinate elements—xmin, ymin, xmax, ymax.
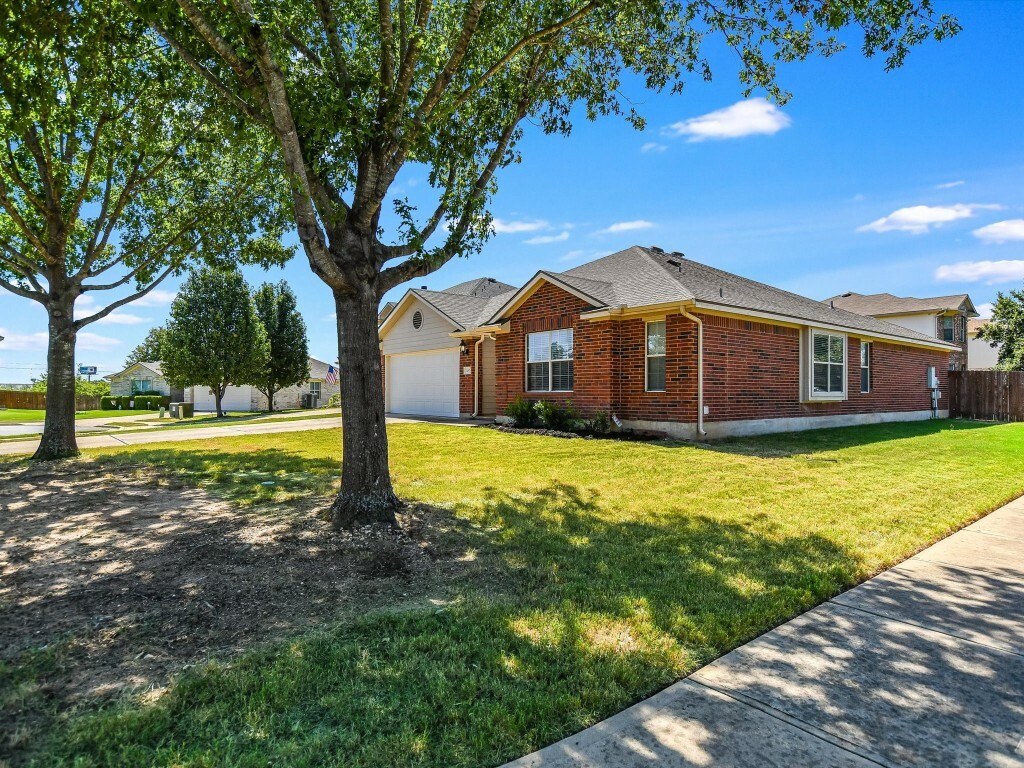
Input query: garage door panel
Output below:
<box><xmin>388</xmin><ymin>350</ymin><xmax>459</xmax><ymax>418</ymax></box>
<box><xmin>193</xmin><ymin>385</ymin><xmax>252</xmax><ymax>412</ymax></box>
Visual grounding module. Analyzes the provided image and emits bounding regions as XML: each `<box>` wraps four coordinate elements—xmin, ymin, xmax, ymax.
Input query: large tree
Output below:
<box><xmin>253</xmin><ymin>280</ymin><xmax>311</xmax><ymax>411</ymax></box>
<box><xmin>163</xmin><ymin>266</ymin><xmax>271</xmax><ymax>417</ymax></box>
<box><xmin>123</xmin><ymin>324</ymin><xmax>170</xmax><ymax>368</ymax></box>
<box><xmin>975</xmin><ymin>289</ymin><xmax>1024</xmax><ymax>371</ymax></box>
<box><xmin>138</xmin><ymin>0</ymin><xmax>958</xmax><ymax>528</ymax></box>
<box><xmin>0</xmin><ymin>0</ymin><xmax>290</xmax><ymax>460</ymax></box>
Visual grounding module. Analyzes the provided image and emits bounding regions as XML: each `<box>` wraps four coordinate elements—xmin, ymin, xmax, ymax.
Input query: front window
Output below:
<box><xmin>860</xmin><ymin>342</ymin><xmax>871</xmax><ymax>393</ymax></box>
<box><xmin>812</xmin><ymin>331</ymin><xmax>845</xmax><ymax>395</ymax></box>
<box><xmin>526</xmin><ymin>328</ymin><xmax>573</xmax><ymax>392</ymax></box>
<box><xmin>646</xmin><ymin>321</ymin><xmax>666</xmax><ymax>391</ymax></box>
<box><xmin>309</xmin><ymin>381</ymin><xmax>322</xmax><ymax>398</ymax></box>
<box><xmin>942</xmin><ymin>316</ymin><xmax>954</xmax><ymax>342</ymax></box>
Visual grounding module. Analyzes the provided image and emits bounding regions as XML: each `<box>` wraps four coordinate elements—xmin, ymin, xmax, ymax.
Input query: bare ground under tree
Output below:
<box><xmin>0</xmin><ymin>460</ymin><xmax>492</xmax><ymax>764</ymax></box>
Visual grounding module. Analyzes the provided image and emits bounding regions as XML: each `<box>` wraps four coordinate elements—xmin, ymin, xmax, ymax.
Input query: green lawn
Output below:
<box><xmin>0</xmin><ymin>408</ymin><xmax>148</xmax><ymax>422</ymax></box>
<box><xmin>8</xmin><ymin>419</ymin><xmax>1024</xmax><ymax>767</ymax></box>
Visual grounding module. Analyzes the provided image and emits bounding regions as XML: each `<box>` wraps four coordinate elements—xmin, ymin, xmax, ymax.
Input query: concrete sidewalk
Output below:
<box><xmin>506</xmin><ymin>498</ymin><xmax>1024</xmax><ymax>767</ymax></box>
<box><xmin>0</xmin><ymin>415</ymin><xmax>345</xmax><ymax>456</ymax></box>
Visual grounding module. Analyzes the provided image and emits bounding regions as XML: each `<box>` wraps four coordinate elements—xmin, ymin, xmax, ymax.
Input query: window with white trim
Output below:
<box><xmin>526</xmin><ymin>328</ymin><xmax>573</xmax><ymax>392</ymax></box>
<box><xmin>309</xmin><ymin>381</ymin><xmax>322</xmax><ymax>398</ymax></box>
<box><xmin>860</xmin><ymin>342</ymin><xmax>871</xmax><ymax>393</ymax></box>
<box><xmin>812</xmin><ymin>331</ymin><xmax>846</xmax><ymax>395</ymax></box>
<box><xmin>646</xmin><ymin>321</ymin><xmax>666</xmax><ymax>391</ymax></box>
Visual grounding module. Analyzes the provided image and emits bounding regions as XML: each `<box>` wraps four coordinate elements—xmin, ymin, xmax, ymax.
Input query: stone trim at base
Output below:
<box><xmin>624</xmin><ymin>409</ymin><xmax>948</xmax><ymax>440</ymax></box>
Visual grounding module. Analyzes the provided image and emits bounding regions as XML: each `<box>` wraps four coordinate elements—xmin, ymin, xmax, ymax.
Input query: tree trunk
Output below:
<box><xmin>33</xmin><ymin>309</ymin><xmax>79</xmax><ymax>461</ymax></box>
<box><xmin>330</xmin><ymin>283</ymin><xmax>401</xmax><ymax>529</ymax></box>
<box><xmin>268</xmin><ymin>387</ymin><xmax>275</xmax><ymax>412</ymax></box>
<box><xmin>215</xmin><ymin>385</ymin><xmax>224</xmax><ymax>418</ymax></box>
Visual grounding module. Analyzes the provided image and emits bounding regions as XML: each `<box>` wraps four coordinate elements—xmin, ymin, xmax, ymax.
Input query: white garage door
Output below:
<box><xmin>192</xmin><ymin>385</ymin><xmax>253</xmax><ymax>412</ymax></box>
<box><xmin>388</xmin><ymin>350</ymin><xmax>459</xmax><ymax>418</ymax></box>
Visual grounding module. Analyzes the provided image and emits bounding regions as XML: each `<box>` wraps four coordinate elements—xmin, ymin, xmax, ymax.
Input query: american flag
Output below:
<box><xmin>325</xmin><ymin>365</ymin><xmax>338</xmax><ymax>385</ymax></box>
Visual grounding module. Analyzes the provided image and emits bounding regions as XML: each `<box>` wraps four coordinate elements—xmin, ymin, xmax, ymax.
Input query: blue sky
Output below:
<box><xmin>1</xmin><ymin>0</ymin><xmax>1021</xmax><ymax>383</ymax></box>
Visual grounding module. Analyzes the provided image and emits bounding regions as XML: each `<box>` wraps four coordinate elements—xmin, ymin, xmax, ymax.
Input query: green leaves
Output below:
<box><xmin>163</xmin><ymin>266</ymin><xmax>271</xmax><ymax>396</ymax></box>
<box><xmin>252</xmin><ymin>280</ymin><xmax>311</xmax><ymax>405</ymax></box>
<box><xmin>976</xmin><ymin>290</ymin><xmax>1024</xmax><ymax>372</ymax></box>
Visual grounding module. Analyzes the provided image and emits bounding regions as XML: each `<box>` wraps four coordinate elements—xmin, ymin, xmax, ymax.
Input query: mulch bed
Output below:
<box><xmin>0</xmin><ymin>460</ymin><xmax>482</xmax><ymax>762</ymax></box>
<box><xmin>487</xmin><ymin>424</ymin><xmax>665</xmax><ymax>441</ymax></box>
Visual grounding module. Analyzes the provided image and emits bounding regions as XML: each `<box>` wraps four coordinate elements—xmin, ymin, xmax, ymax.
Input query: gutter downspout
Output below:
<box><xmin>679</xmin><ymin>307</ymin><xmax>707</xmax><ymax>437</ymax></box>
<box><xmin>471</xmin><ymin>334</ymin><xmax>493</xmax><ymax>417</ymax></box>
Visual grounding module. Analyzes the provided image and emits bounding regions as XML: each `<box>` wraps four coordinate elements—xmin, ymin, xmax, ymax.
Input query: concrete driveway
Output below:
<box><xmin>506</xmin><ymin>497</ymin><xmax>1024</xmax><ymax>767</ymax></box>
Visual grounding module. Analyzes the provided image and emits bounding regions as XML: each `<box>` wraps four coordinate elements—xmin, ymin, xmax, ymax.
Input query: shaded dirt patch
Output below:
<box><xmin>0</xmin><ymin>460</ymin><xmax>486</xmax><ymax>764</ymax></box>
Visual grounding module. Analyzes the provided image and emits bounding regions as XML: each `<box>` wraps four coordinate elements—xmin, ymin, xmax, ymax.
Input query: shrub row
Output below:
<box><xmin>503</xmin><ymin>397</ymin><xmax>613</xmax><ymax>435</ymax></box>
<box><xmin>100</xmin><ymin>395</ymin><xmax>172</xmax><ymax>411</ymax></box>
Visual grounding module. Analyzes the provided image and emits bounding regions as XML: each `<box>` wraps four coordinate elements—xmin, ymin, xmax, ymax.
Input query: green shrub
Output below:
<box><xmin>503</xmin><ymin>396</ymin><xmax>535</xmax><ymax>428</ymax></box>
<box><xmin>532</xmin><ymin>400</ymin><xmax>580</xmax><ymax>431</ymax></box>
<box><xmin>326</xmin><ymin>392</ymin><xmax>341</xmax><ymax>408</ymax></box>
<box><xmin>100</xmin><ymin>396</ymin><xmax>118</xmax><ymax>410</ymax></box>
<box><xmin>589</xmin><ymin>410</ymin><xmax>613</xmax><ymax>435</ymax></box>
<box><xmin>117</xmin><ymin>395</ymin><xmax>131</xmax><ymax>410</ymax></box>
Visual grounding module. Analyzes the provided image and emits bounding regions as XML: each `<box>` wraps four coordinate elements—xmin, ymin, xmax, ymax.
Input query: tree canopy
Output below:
<box><xmin>0</xmin><ymin>0</ymin><xmax>293</xmax><ymax>458</ymax></box>
<box><xmin>124</xmin><ymin>325</ymin><xmax>170</xmax><ymax>369</ymax></box>
<box><xmin>976</xmin><ymin>290</ymin><xmax>1024</xmax><ymax>371</ymax></box>
<box><xmin>134</xmin><ymin>0</ymin><xmax>960</xmax><ymax>527</ymax></box>
<box><xmin>163</xmin><ymin>266</ymin><xmax>270</xmax><ymax>416</ymax></box>
<box><xmin>252</xmin><ymin>281</ymin><xmax>310</xmax><ymax>411</ymax></box>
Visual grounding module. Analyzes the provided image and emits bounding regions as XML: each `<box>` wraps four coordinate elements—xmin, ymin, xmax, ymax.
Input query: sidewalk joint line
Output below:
<box><xmin>828</xmin><ymin>601</ymin><xmax>1024</xmax><ymax>658</ymax></box>
<box><xmin>687</xmin><ymin>677</ymin><xmax>896</xmax><ymax>768</ymax></box>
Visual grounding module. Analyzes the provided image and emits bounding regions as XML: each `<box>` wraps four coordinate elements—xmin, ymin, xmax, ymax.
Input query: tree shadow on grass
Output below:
<box><xmin>36</xmin><ymin>483</ymin><xmax>899</xmax><ymax>768</ymax></box>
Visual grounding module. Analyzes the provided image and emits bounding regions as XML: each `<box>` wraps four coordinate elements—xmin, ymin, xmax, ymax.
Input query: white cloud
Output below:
<box><xmin>78</xmin><ymin>332</ymin><xmax>123</xmax><ymax>352</ymax></box>
<box><xmin>596</xmin><ymin>220</ymin><xmax>655</xmax><ymax>235</ymax></box>
<box><xmin>524</xmin><ymin>231</ymin><xmax>569</xmax><ymax>245</ymax></box>
<box><xmin>558</xmin><ymin>250</ymin><xmax>588</xmax><ymax>263</ymax></box>
<box><xmin>973</xmin><ymin>219</ymin><xmax>1024</xmax><ymax>244</ymax></box>
<box><xmin>935</xmin><ymin>260</ymin><xmax>1024</xmax><ymax>285</ymax></box>
<box><xmin>96</xmin><ymin>311</ymin><xmax>151</xmax><ymax>325</ymax></box>
<box><xmin>667</xmin><ymin>98</ymin><xmax>791</xmax><ymax>142</ymax></box>
<box><xmin>858</xmin><ymin>203</ymin><xmax>1001</xmax><ymax>235</ymax></box>
<box><xmin>491</xmin><ymin>218</ymin><xmax>547</xmax><ymax>234</ymax></box>
<box><xmin>936</xmin><ymin>180</ymin><xmax>965</xmax><ymax>189</ymax></box>
<box><xmin>976</xmin><ymin>302</ymin><xmax>994</xmax><ymax>319</ymax></box>
<box><xmin>641</xmin><ymin>142</ymin><xmax>667</xmax><ymax>153</ymax></box>
<box><xmin>0</xmin><ymin>329</ymin><xmax>48</xmax><ymax>351</ymax></box>
<box><xmin>133</xmin><ymin>289</ymin><xmax>178</xmax><ymax>307</ymax></box>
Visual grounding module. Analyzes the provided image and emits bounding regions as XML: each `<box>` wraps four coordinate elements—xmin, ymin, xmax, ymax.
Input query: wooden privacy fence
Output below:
<box><xmin>0</xmin><ymin>390</ymin><xmax>102</xmax><ymax>411</ymax></box>
<box><xmin>949</xmin><ymin>370</ymin><xmax>1024</xmax><ymax>422</ymax></box>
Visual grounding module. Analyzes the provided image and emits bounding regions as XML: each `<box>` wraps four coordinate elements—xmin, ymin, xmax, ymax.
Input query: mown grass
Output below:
<box><xmin>12</xmin><ymin>419</ymin><xmax>1024</xmax><ymax>767</ymax></box>
<box><xmin>0</xmin><ymin>408</ymin><xmax>149</xmax><ymax>422</ymax></box>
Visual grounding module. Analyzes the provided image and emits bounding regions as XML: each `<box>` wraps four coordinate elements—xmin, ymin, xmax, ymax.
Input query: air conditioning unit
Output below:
<box><xmin>301</xmin><ymin>393</ymin><xmax>319</xmax><ymax>409</ymax></box>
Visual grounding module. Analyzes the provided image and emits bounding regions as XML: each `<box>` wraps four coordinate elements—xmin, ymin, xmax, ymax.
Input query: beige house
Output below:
<box><xmin>105</xmin><ymin>361</ymin><xmax>184</xmax><ymax>400</ymax></box>
<box><xmin>184</xmin><ymin>356</ymin><xmax>340</xmax><ymax>412</ymax></box>
<box><xmin>967</xmin><ymin>319</ymin><xmax>1001</xmax><ymax>369</ymax></box>
<box><xmin>824</xmin><ymin>292</ymin><xmax>979</xmax><ymax>370</ymax></box>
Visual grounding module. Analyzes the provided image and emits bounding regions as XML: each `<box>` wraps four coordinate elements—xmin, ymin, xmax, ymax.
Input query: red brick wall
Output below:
<box><xmin>494</xmin><ymin>281</ymin><xmax>613</xmax><ymax>413</ymax></box>
<box><xmin>459</xmin><ymin>341</ymin><xmax>476</xmax><ymax>415</ymax></box>
<box><xmin>494</xmin><ymin>279</ymin><xmax>951</xmax><ymax>426</ymax></box>
<box><xmin>698</xmin><ymin>315</ymin><xmax>949</xmax><ymax>422</ymax></box>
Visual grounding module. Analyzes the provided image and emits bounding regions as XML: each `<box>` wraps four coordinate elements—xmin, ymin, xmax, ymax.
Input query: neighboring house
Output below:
<box><xmin>967</xmin><ymin>319</ymin><xmax>1001</xmax><ymax>369</ymax></box>
<box><xmin>105</xmin><ymin>361</ymin><xmax>184</xmax><ymax>400</ymax></box>
<box><xmin>824</xmin><ymin>291</ymin><xmax>978</xmax><ymax>371</ymax></box>
<box><xmin>184</xmin><ymin>356</ymin><xmax>340</xmax><ymax>412</ymax></box>
<box><xmin>378</xmin><ymin>277</ymin><xmax>517</xmax><ymax>417</ymax></box>
<box><xmin>380</xmin><ymin>247</ymin><xmax>959</xmax><ymax>439</ymax></box>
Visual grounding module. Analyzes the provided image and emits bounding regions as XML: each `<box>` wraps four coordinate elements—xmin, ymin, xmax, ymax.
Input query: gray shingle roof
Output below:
<box><xmin>486</xmin><ymin>246</ymin><xmax>954</xmax><ymax>347</ymax></box>
<box><xmin>824</xmin><ymin>292</ymin><xmax>977</xmax><ymax>317</ymax></box>
<box><xmin>442</xmin><ymin>277</ymin><xmax>518</xmax><ymax>298</ymax></box>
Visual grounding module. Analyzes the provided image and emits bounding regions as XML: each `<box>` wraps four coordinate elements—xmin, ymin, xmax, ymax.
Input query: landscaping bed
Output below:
<box><xmin>488</xmin><ymin>423</ymin><xmax>665</xmax><ymax>441</ymax></box>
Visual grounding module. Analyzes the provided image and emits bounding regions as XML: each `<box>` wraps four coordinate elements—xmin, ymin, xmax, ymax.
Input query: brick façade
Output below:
<box><xmin>494</xmin><ymin>281</ymin><xmax>950</xmax><ymax>427</ymax></box>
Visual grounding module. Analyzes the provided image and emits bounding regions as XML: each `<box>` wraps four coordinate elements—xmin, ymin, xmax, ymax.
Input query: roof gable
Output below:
<box><xmin>105</xmin><ymin>361</ymin><xmax>163</xmax><ymax>380</ymax></box>
<box><xmin>825</xmin><ymin>291</ymin><xmax>978</xmax><ymax>317</ymax></box>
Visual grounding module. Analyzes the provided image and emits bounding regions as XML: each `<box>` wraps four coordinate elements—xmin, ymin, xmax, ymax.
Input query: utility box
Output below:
<box><xmin>301</xmin><ymin>393</ymin><xmax>319</xmax><ymax>409</ymax></box>
<box><xmin>169</xmin><ymin>402</ymin><xmax>194</xmax><ymax>419</ymax></box>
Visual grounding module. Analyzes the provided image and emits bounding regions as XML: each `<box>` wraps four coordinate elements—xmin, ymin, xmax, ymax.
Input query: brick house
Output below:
<box><xmin>824</xmin><ymin>291</ymin><xmax>978</xmax><ymax>371</ymax></box>
<box><xmin>379</xmin><ymin>247</ymin><xmax>958</xmax><ymax>438</ymax></box>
